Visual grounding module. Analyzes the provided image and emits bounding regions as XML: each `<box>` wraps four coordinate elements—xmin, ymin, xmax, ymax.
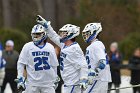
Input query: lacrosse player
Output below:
<box><xmin>82</xmin><ymin>23</ymin><xmax>112</xmax><ymax>93</ymax></box>
<box><xmin>36</xmin><ymin>15</ymin><xmax>88</xmax><ymax>93</ymax></box>
<box><xmin>16</xmin><ymin>24</ymin><xmax>59</xmax><ymax>93</ymax></box>
<box><xmin>0</xmin><ymin>42</ymin><xmax>6</xmax><ymax>93</ymax></box>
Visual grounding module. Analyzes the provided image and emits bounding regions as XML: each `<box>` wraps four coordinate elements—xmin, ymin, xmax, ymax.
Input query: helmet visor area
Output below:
<box><xmin>31</xmin><ymin>32</ymin><xmax>45</xmax><ymax>42</ymax></box>
<box><xmin>58</xmin><ymin>30</ymin><xmax>68</xmax><ymax>38</ymax></box>
<box><xmin>82</xmin><ymin>31</ymin><xmax>91</xmax><ymax>41</ymax></box>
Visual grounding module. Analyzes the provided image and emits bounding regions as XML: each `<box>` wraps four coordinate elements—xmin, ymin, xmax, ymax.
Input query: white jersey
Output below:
<box><xmin>0</xmin><ymin>48</ymin><xmax>2</xmax><ymax>67</ymax></box>
<box><xmin>0</xmin><ymin>43</ymin><xmax>2</xmax><ymax>67</ymax></box>
<box><xmin>17</xmin><ymin>42</ymin><xmax>59</xmax><ymax>87</ymax></box>
<box><xmin>0</xmin><ymin>43</ymin><xmax>6</xmax><ymax>69</ymax></box>
<box><xmin>86</xmin><ymin>39</ymin><xmax>111</xmax><ymax>82</ymax></box>
<box><xmin>46</xmin><ymin>25</ymin><xmax>88</xmax><ymax>85</ymax></box>
<box><xmin>0</xmin><ymin>44</ymin><xmax>5</xmax><ymax>86</ymax></box>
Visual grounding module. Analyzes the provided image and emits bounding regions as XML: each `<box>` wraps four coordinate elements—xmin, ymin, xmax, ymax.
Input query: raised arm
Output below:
<box><xmin>36</xmin><ymin>15</ymin><xmax>62</xmax><ymax>48</ymax></box>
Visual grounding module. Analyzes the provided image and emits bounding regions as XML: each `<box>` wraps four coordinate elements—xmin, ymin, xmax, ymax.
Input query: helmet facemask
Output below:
<box><xmin>31</xmin><ymin>32</ymin><xmax>47</xmax><ymax>45</ymax></box>
<box><xmin>82</xmin><ymin>23</ymin><xmax>102</xmax><ymax>43</ymax></box>
<box><xmin>82</xmin><ymin>29</ymin><xmax>97</xmax><ymax>43</ymax></box>
<box><xmin>59</xmin><ymin>24</ymin><xmax>80</xmax><ymax>43</ymax></box>
<box><xmin>59</xmin><ymin>30</ymin><xmax>74</xmax><ymax>43</ymax></box>
<box><xmin>82</xmin><ymin>30</ymin><xmax>92</xmax><ymax>42</ymax></box>
<box><xmin>58</xmin><ymin>30</ymin><xmax>68</xmax><ymax>39</ymax></box>
<box><xmin>31</xmin><ymin>24</ymin><xmax>47</xmax><ymax>46</ymax></box>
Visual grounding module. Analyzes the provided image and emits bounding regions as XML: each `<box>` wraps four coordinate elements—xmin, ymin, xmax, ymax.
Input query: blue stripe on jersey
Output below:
<box><xmin>104</xmin><ymin>49</ymin><xmax>109</xmax><ymax>64</ymax></box>
<box><xmin>70</xmin><ymin>86</ymin><xmax>75</xmax><ymax>93</ymax></box>
<box><xmin>37</xmin><ymin>42</ymin><xmax>46</xmax><ymax>49</ymax></box>
<box><xmin>106</xmin><ymin>56</ymin><xmax>109</xmax><ymax>64</ymax></box>
<box><xmin>88</xmin><ymin>80</ymin><xmax>97</xmax><ymax>93</ymax></box>
<box><xmin>0</xmin><ymin>42</ymin><xmax>3</xmax><ymax>50</ymax></box>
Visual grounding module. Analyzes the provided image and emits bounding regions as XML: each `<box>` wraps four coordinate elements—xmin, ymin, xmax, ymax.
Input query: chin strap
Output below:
<box><xmin>86</xmin><ymin>31</ymin><xmax>97</xmax><ymax>43</ymax></box>
<box><xmin>34</xmin><ymin>35</ymin><xmax>47</xmax><ymax>46</ymax></box>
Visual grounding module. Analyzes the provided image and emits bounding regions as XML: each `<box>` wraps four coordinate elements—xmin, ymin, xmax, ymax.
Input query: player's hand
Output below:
<box><xmin>54</xmin><ymin>76</ymin><xmax>60</xmax><ymax>89</ymax></box>
<box><xmin>79</xmin><ymin>79</ymin><xmax>88</xmax><ymax>90</ymax></box>
<box><xmin>15</xmin><ymin>77</ymin><xmax>26</xmax><ymax>90</ymax></box>
<box><xmin>36</xmin><ymin>15</ymin><xmax>51</xmax><ymax>29</ymax></box>
<box><xmin>88</xmin><ymin>69</ymin><xmax>98</xmax><ymax>84</ymax></box>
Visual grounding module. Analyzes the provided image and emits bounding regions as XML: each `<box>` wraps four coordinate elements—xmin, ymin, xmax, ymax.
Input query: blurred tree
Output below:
<box><xmin>0</xmin><ymin>0</ymin><xmax>140</xmax><ymax>53</ymax></box>
<box><xmin>1</xmin><ymin>0</ymin><xmax>41</xmax><ymax>35</ymax></box>
<box><xmin>0</xmin><ymin>29</ymin><xmax>29</xmax><ymax>52</ymax></box>
<box><xmin>14</xmin><ymin>0</ymin><xmax>38</xmax><ymax>35</ymax></box>
<box><xmin>42</xmin><ymin>0</ymin><xmax>58</xmax><ymax>29</ymax></box>
<box><xmin>35</xmin><ymin>0</ymin><xmax>43</xmax><ymax>15</ymax></box>
<box><xmin>66</xmin><ymin>0</ymin><xmax>139</xmax><ymax>49</ymax></box>
<box><xmin>119</xmin><ymin>32</ymin><xmax>140</xmax><ymax>59</ymax></box>
<box><xmin>2</xmin><ymin>0</ymin><xmax>12</xmax><ymax>28</ymax></box>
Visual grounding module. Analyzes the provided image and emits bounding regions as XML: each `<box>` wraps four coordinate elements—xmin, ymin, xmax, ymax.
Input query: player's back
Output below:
<box><xmin>59</xmin><ymin>42</ymin><xmax>86</xmax><ymax>85</ymax></box>
<box><xmin>86</xmin><ymin>40</ymin><xmax>111</xmax><ymax>82</ymax></box>
<box><xmin>18</xmin><ymin>42</ymin><xmax>58</xmax><ymax>87</ymax></box>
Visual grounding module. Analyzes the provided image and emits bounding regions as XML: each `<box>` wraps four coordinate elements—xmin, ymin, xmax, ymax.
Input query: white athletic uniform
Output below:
<box><xmin>0</xmin><ymin>44</ymin><xmax>5</xmax><ymax>87</ymax></box>
<box><xmin>84</xmin><ymin>39</ymin><xmax>112</xmax><ymax>93</ymax></box>
<box><xmin>17</xmin><ymin>42</ymin><xmax>58</xmax><ymax>93</ymax></box>
<box><xmin>46</xmin><ymin>25</ymin><xmax>88</xmax><ymax>93</ymax></box>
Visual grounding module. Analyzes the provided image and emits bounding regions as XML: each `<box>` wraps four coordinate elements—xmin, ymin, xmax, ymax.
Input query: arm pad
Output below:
<box><xmin>95</xmin><ymin>59</ymin><xmax>106</xmax><ymax>72</ymax></box>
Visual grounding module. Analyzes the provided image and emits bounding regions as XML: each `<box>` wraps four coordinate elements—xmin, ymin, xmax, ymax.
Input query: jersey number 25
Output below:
<box><xmin>34</xmin><ymin>57</ymin><xmax>50</xmax><ymax>71</ymax></box>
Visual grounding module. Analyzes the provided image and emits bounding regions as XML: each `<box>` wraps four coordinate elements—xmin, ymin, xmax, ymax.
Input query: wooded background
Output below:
<box><xmin>0</xmin><ymin>0</ymin><xmax>140</xmax><ymax>59</ymax></box>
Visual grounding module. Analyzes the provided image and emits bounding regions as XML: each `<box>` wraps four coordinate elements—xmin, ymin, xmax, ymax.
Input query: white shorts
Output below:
<box><xmin>84</xmin><ymin>80</ymin><xmax>108</xmax><ymax>93</ymax></box>
<box><xmin>25</xmin><ymin>85</ymin><xmax>55</xmax><ymax>93</ymax></box>
<box><xmin>63</xmin><ymin>85</ymin><xmax>83</xmax><ymax>93</ymax></box>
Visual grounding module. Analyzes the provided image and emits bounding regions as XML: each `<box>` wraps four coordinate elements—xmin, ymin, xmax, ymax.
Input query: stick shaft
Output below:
<box><xmin>108</xmin><ymin>84</ymin><xmax>140</xmax><ymax>91</ymax></box>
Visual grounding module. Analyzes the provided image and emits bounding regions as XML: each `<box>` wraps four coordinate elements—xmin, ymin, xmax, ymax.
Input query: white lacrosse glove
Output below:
<box><xmin>15</xmin><ymin>77</ymin><xmax>26</xmax><ymax>90</ymax></box>
<box><xmin>36</xmin><ymin>15</ymin><xmax>51</xmax><ymax>29</ymax></box>
<box><xmin>79</xmin><ymin>79</ymin><xmax>88</xmax><ymax>90</ymax></box>
<box><xmin>88</xmin><ymin>69</ymin><xmax>99</xmax><ymax>85</ymax></box>
<box><xmin>54</xmin><ymin>76</ymin><xmax>60</xmax><ymax>89</ymax></box>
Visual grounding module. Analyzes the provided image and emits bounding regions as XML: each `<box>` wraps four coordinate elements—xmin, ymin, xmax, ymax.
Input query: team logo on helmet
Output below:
<box><xmin>82</xmin><ymin>23</ymin><xmax>102</xmax><ymax>43</ymax></box>
<box><xmin>59</xmin><ymin>24</ymin><xmax>80</xmax><ymax>43</ymax></box>
<box><xmin>31</xmin><ymin>24</ymin><xmax>47</xmax><ymax>46</ymax></box>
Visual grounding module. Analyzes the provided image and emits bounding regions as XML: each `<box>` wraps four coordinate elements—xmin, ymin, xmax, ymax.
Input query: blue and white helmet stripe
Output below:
<box><xmin>34</xmin><ymin>24</ymin><xmax>40</xmax><ymax>32</ymax></box>
<box><xmin>31</xmin><ymin>24</ymin><xmax>47</xmax><ymax>45</ymax></box>
<box><xmin>82</xmin><ymin>23</ymin><xmax>102</xmax><ymax>43</ymax></box>
<box><xmin>59</xmin><ymin>24</ymin><xmax>80</xmax><ymax>43</ymax></box>
<box><xmin>86</xmin><ymin>31</ymin><xmax>97</xmax><ymax>43</ymax></box>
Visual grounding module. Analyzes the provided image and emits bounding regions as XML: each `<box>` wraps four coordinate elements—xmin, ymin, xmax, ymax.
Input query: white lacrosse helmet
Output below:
<box><xmin>59</xmin><ymin>24</ymin><xmax>80</xmax><ymax>43</ymax></box>
<box><xmin>82</xmin><ymin>23</ymin><xmax>102</xmax><ymax>43</ymax></box>
<box><xmin>31</xmin><ymin>24</ymin><xmax>47</xmax><ymax>45</ymax></box>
